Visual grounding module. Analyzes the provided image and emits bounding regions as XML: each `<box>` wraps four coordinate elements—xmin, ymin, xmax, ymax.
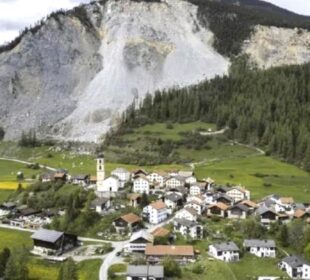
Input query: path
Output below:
<box><xmin>199</xmin><ymin>127</ymin><xmax>228</xmax><ymax>136</ymax></box>
<box><xmin>231</xmin><ymin>141</ymin><xmax>265</xmax><ymax>155</ymax></box>
<box><xmin>0</xmin><ymin>157</ymin><xmax>57</xmax><ymax>171</ymax></box>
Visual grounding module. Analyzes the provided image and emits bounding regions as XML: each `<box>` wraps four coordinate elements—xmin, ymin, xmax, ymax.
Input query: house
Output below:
<box><xmin>209</xmin><ymin>241</ymin><xmax>240</xmax><ymax>262</ymax></box>
<box><xmin>71</xmin><ymin>174</ymin><xmax>90</xmax><ymax>187</ymax></box>
<box><xmin>97</xmin><ymin>176</ymin><xmax>121</xmax><ymax>192</ymax></box>
<box><xmin>128</xmin><ymin>193</ymin><xmax>141</xmax><ymax>208</ymax></box>
<box><xmin>189</xmin><ymin>183</ymin><xmax>206</xmax><ymax>196</ymax></box>
<box><xmin>90</xmin><ymin>197</ymin><xmax>111</xmax><ymax>213</ymax></box>
<box><xmin>111</xmin><ymin>168</ymin><xmax>131</xmax><ymax>184</ymax></box>
<box><xmin>226</xmin><ymin>186</ymin><xmax>250</xmax><ymax>202</ymax></box>
<box><xmin>126</xmin><ymin>265</ymin><xmax>164</xmax><ymax>280</ymax></box>
<box><xmin>147</xmin><ymin>172</ymin><xmax>167</xmax><ymax>188</ymax></box>
<box><xmin>178</xmin><ymin>171</ymin><xmax>194</xmax><ymax>177</ymax></box>
<box><xmin>143</xmin><ymin>201</ymin><xmax>168</xmax><ymax>224</ymax></box>
<box><xmin>133</xmin><ymin>175</ymin><xmax>151</xmax><ymax>194</ymax></box>
<box><xmin>279</xmin><ymin>255</ymin><xmax>310</xmax><ymax>279</ymax></box>
<box><xmin>53</xmin><ymin>172</ymin><xmax>67</xmax><ymax>182</ymax></box>
<box><xmin>207</xmin><ymin>202</ymin><xmax>228</xmax><ymax>218</ymax></box>
<box><xmin>239</xmin><ymin>200</ymin><xmax>258</xmax><ymax>210</ymax></box>
<box><xmin>41</xmin><ymin>173</ymin><xmax>54</xmax><ymax>183</ymax></box>
<box><xmin>185</xmin><ymin>201</ymin><xmax>203</xmax><ymax>215</ymax></box>
<box><xmin>294</xmin><ymin>209</ymin><xmax>310</xmax><ymax>219</ymax></box>
<box><xmin>164</xmin><ymin>193</ymin><xmax>183</xmax><ymax>210</ymax></box>
<box><xmin>113</xmin><ymin>213</ymin><xmax>142</xmax><ymax>233</ymax></box>
<box><xmin>243</xmin><ymin>239</ymin><xmax>276</xmax><ymax>258</ymax></box>
<box><xmin>175</xmin><ymin>207</ymin><xmax>198</xmax><ymax>221</ymax></box>
<box><xmin>274</xmin><ymin>197</ymin><xmax>295</xmax><ymax>215</ymax></box>
<box><xmin>132</xmin><ymin>169</ymin><xmax>148</xmax><ymax>178</ymax></box>
<box><xmin>227</xmin><ymin>204</ymin><xmax>250</xmax><ymax>219</ymax></box>
<box><xmin>215</xmin><ymin>193</ymin><xmax>234</xmax><ymax>205</ymax></box>
<box><xmin>145</xmin><ymin>245</ymin><xmax>195</xmax><ymax>264</ymax></box>
<box><xmin>31</xmin><ymin>229</ymin><xmax>77</xmax><ymax>256</ymax></box>
<box><xmin>184</xmin><ymin>175</ymin><xmax>197</xmax><ymax>185</ymax></box>
<box><xmin>90</xmin><ymin>176</ymin><xmax>97</xmax><ymax>185</ymax></box>
<box><xmin>174</xmin><ymin>218</ymin><xmax>203</xmax><ymax>239</ymax></box>
<box><xmin>204</xmin><ymin>192</ymin><xmax>216</xmax><ymax>205</ymax></box>
<box><xmin>256</xmin><ymin>206</ymin><xmax>278</xmax><ymax>225</ymax></box>
<box><xmin>151</xmin><ymin>227</ymin><xmax>170</xmax><ymax>238</ymax></box>
<box><xmin>124</xmin><ymin>230</ymin><xmax>154</xmax><ymax>252</ymax></box>
<box><xmin>165</xmin><ymin>176</ymin><xmax>185</xmax><ymax>189</ymax></box>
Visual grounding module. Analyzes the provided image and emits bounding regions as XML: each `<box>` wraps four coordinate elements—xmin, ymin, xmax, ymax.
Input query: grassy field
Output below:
<box><xmin>0</xmin><ymin>189</ymin><xmax>13</xmax><ymax>203</ymax></box>
<box><xmin>182</xmin><ymin>254</ymin><xmax>286</xmax><ymax>280</ymax></box>
<box><xmin>0</xmin><ymin>227</ymin><xmax>32</xmax><ymax>251</ymax></box>
<box><xmin>195</xmin><ymin>155</ymin><xmax>310</xmax><ymax>201</ymax></box>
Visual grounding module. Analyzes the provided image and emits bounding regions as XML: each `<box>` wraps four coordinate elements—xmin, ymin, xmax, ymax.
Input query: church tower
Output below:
<box><xmin>96</xmin><ymin>154</ymin><xmax>105</xmax><ymax>188</ymax></box>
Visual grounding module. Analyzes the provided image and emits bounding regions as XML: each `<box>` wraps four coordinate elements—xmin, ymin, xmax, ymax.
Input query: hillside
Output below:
<box><xmin>0</xmin><ymin>0</ymin><xmax>310</xmax><ymax>141</ymax></box>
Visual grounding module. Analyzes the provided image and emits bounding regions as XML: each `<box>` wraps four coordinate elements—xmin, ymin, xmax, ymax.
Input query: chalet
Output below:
<box><xmin>274</xmin><ymin>197</ymin><xmax>295</xmax><ymax>215</ymax></box>
<box><xmin>294</xmin><ymin>209</ymin><xmax>310</xmax><ymax>219</ymax></box>
<box><xmin>143</xmin><ymin>201</ymin><xmax>168</xmax><ymax>224</ymax></box>
<box><xmin>145</xmin><ymin>245</ymin><xmax>195</xmax><ymax>264</ymax></box>
<box><xmin>41</xmin><ymin>173</ymin><xmax>54</xmax><ymax>183</ymax></box>
<box><xmin>175</xmin><ymin>207</ymin><xmax>198</xmax><ymax>221</ymax></box>
<box><xmin>31</xmin><ymin>229</ymin><xmax>77</xmax><ymax>256</ymax></box>
<box><xmin>151</xmin><ymin>227</ymin><xmax>170</xmax><ymax>238</ymax></box>
<box><xmin>128</xmin><ymin>193</ymin><xmax>141</xmax><ymax>208</ymax></box>
<box><xmin>184</xmin><ymin>175</ymin><xmax>197</xmax><ymax>185</ymax></box>
<box><xmin>126</xmin><ymin>265</ymin><xmax>164</xmax><ymax>280</ymax></box>
<box><xmin>90</xmin><ymin>197</ymin><xmax>111</xmax><ymax>213</ymax></box>
<box><xmin>216</xmin><ymin>186</ymin><xmax>230</xmax><ymax>193</ymax></box>
<box><xmin>53</xmin><ymin>172</ymin><xmax>67</xmax><ymax>182</ymax></box>
<box><xmin>189</xmin><ymin>183</ymin><xmax>206</xmax><ymax>196</ymax></box>
<box><xmin>227</xmin><ymin>204</ymin><xmax>250</xmax><ymax>219</ymax></box>
<box><xmin>279</xmin><ymin>255</ymin><xmax>310</xmax><ymax>279</ymax></box>
<box><xmin>244</xmin><ymin>239</ymin><xmax>276</xmax><ymax>258</ymax></box>
<box><xmin>204</xmin><ymin>191</ymin><xmax>216</xmax><ymax>205</ymax></box>
<box><xmin>226</xmin><ymin>186</ymin><xmax>250</xmax><ymax>202</ymax></box>
<box><xmin>164</xmin><ymin>193</ymin><xmax>183</xmax><ymax>210</ymax></box>
<box><xmin>97</xmin><ymin>176</ymin><xmax>121</xmax><ymax>192</ymax></box>
<box><xmin>17</xmin><ymin>207</ymin><xmax>41</xmax><ymax>217</ymax></box>
<box><xmin>209</xmin><ymin>241</ymin><xmax>240</xmax><ymax>262</ymax></box>
<box><xmin>71</xmin><ymin>174</ymin><xmax>90</xmax><ymax>187</ymax></box>
<box><xmin>239</xmin><ymin>200</ymin><xmax>258</xmax><ymax>210</ymax></box>
<box><xmin>111</xmin><ymin>167</ymin><xmax>131</xmax><ymax>183</ymax></box>
<box><xmin>174</xmin><ymin>218</ymin><xmax>203</xmax><ymax>240</ymax></box>
<box><xmin>256</xmin><ymin>206</ymin><xmax>278</xmax><ymax>226</ymax></box>
<box><xmin>125</xmin><ymin>230</ymin><xmax>154</xmax><ymax>252</ymax></box>
<box><xmin>165</xmin><ymin>176</ymin><xmax>185</xmax><ymax>189</ymax></box>
<box><xmin>132</xmin><ymin>169</ymin><xmax>148</xmax><ymax>178</ymax></box>
<box><xmin>113</xmin><ymin>213</ymin><xmax>142</xmax><ymax>233</ymax></box>
<box><xmin>207</xmin><ymin>202</ymin><xmax>228</xmax><ymax>218</ymax></box>
<box><xmin>185</xmin><ymin>201</ymin><xmax>203</xmax><ymax>215</ymax></box>
<box><xmin>133</xmin><ymin>175</ymin><xmax>151</xmax><ymax>194</ymax></box>
<box><xmin>215</xmin><ymin>193</ymin><xmax>233</xmax><ymax>206</ymax></box>
<box><xmin>90</xmin><ymin>176</ymin><xmax>97</xmax><ymax>185</ymax></box>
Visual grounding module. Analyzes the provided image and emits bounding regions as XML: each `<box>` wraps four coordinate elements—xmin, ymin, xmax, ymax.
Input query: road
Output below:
<box><xmin>0</xmin><ymin>157</ymin><xmax>57</xmax><ymax>171</ymax></box>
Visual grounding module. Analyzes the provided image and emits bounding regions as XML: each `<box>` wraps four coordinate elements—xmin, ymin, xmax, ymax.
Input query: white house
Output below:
<box><xmin>189</xmin><ymin>183</ymin><xmax>207</xmax><ymax>196</ymax></box>
<box><xmin>124</xmin><ymin>230</ymin><xmax>154</xmax><ymax>253</ymax></box>
<box><xmin>164</xmin><ymin>192</ymin><xmax>183</xmax><ymax>210</ymax></box>
<box><xmin>185</xmin><ymin>201</ymin><xmax>203</xmax><ymax>215</ymax></box>
<box><xmin>274</xmin><ymin>197</ymin><xmax>295</xmax><ymax>215</ymax></box>
<box><xmin>279</xmin><ymin>255</ymin><xmax>310</xmax><ymax>279</ymax></box>
<box><xmin>174</xmin><ymin>218</ymin><xmax>203</xmax><ymax>240</ymax></box>
<box><xmin>165</xmin><ymin>176</ymin><xmax>185</xmax><ymax>189</ymax></box>
<box><xmin>226</xmin><ymin>186</ymin><xmax>250</xmax><ymax>202</ymax></box>
<box><xmin>90</xmin><ymin>197</ymin><xmax>111</xmax><ymax>214</ymax></box>
<box><xmin>243</xmin><ymin>239</ymin><xmax>276</xmax><ymax>258</ymax></box>
<box><xmin>143</xmin><ymin>201</ymin><xmax>168</xmax><ymax>224</ymax></box>
<box><xmin>175</xmin><ymin>207</ymin><xmax>198</xmax><ymax>222</ymax></box>
<box><xmin>209</xmin><ymin>241</ymin><xmax>240</xmax><ymax>262</ymax></box>
<box><xmin>147</xmin><ymin>172</ymin><xmax>166</xmax><ymax>188</ymax></box>
<box><xmin>97</xmin><ymin>176</ymin><xmax>120</xmax><ymax>192</ymax></box>
<box><xmin>133</xmin><ymin>175</ymin><xmax>151</xmax><ymax>194</ymax></box>
<box><xmin>185</xmin><ymin>176</ymin><xmax>197</xmax><ymax>185</ymax></box>
<box><xmin>111</xmin><ymin>168</ymin><xmax>131</xmax><ymax>186</ymax></box>
<box><xmin>227</xmin><ymin>204</ymin><xmax>250</xmax><ymax>219</ymax></box>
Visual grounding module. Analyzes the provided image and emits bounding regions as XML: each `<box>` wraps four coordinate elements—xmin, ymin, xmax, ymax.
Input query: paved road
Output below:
<box><xmin>0</xmin><ymin>157</ymin><xmax>57</xmax><ymax>171</ymax></box>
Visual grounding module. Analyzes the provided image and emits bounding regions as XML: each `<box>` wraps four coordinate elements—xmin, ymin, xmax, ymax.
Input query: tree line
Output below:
<box><xmin>120</xmin><ymin>58</ymin><xmax>310</xmax><ymax>171</ymax></box>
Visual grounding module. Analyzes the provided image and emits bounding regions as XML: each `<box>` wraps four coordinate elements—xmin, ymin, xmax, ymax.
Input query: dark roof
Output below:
<box><xmin>174</xmin><ymin>218</ymin><xmax>198</xmax><ymax>227</ymax></box>
<box><xmin>216</xmin><ymin>193</ymin><xmax>233</xmax><ymax>202</ymax></box>
<box><xmin>31</xmin><ymin>229</ymin><xmax>64</xmax><ymax>243</ymax></box>
<box><xmin>165</xmin><ymin>193</ymin><xmax>183</xmax><ymax>202</ymax></box>
<box><xmin>72</xmin><ymin>174</ymin><xmax>89</xmax><ymax>180</ymax></box>
<box><xmin>91</xmin><ymin>197</ymin><xmax>109</xmax><ymax>207</ymax></box>
<box><xmin>282</xmin><ymin>255</ymin><xmax>310</xmax><ymax>268</ymax></box>
<box><xmin>256</xmin><ymin>205</ymin><xmax>276</xmax><ymax>216</ymax></box>
<box><xmin>229</xmin><ymin>204</ymin><xmax>250</xmax><ymax>212</ymax></box>
<box><xmin>244</xmin><ymin>239</ymin><xmax>276</xmax><ymax>248</ymax></box>
<box><xmin>127</xmin><ymin>265</ymin><xmax>164</xmax><ymax>278</ymax></box>
<box><xmin>211</xmin><ymin>241</ymin><xmax>239</xmax><ymax>252</ymax></box>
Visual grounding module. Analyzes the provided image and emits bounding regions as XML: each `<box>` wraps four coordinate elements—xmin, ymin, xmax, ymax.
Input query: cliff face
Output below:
<box><xmin>0</xmin><ymin>0</ymin><xmax>310</xmax><ymax>142</ymax></box>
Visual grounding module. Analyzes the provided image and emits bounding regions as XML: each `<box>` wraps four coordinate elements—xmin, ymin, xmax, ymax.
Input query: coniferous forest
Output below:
<box><xmin>120</xmin><ymin>58</ymin><xmax>310</xmax><ymax>171</ymax></box>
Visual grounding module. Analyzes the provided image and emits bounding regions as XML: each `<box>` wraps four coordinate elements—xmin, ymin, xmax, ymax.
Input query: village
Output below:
<box><xmin>1</xmin><ymin>154</ymin><xmax>310</xmax><ymax>280</ymax></box>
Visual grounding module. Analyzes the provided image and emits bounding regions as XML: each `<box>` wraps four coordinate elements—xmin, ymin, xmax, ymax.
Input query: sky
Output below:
<box><xmin>0</xmin><ymin>0</ymin><xmax>310</xmax><ymax>45</ymax></box>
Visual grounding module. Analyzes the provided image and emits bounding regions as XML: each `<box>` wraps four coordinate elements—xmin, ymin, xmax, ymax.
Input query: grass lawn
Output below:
<box><xmin>0</xmin><ymin>227</ymin><xmax>32</xmax><ymax>251</ymax></box>
<box><xmin>0</xmin><ymin>189</ymin><xmax>13</xmax><ymax>203</ymax></box>
<box><xmin>78</xmin><ymin>259</ymin><xmax>102</xmax><ymax>280</ymax></box>
<box><xmin>28</xmin><ymin>257</ymin><xmax>60</xmax><ymax>280</ymax></box>
<box><xmin>195</xmin><ymin>155</ymin><xmax>310</xmax><ymax>201</ymax></box>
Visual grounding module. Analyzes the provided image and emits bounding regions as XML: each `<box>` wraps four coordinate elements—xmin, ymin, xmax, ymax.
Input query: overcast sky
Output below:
<box><xmin>0</xmin><ymin>0</ymin><xmax>310</xmax><ymax>45</ymax></box>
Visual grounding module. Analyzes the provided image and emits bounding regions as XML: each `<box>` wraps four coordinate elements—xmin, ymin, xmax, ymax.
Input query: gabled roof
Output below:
<box><xmin>216</xmin><ymin>193</ymin><xmax>233</xmax><ymax>202</ymax></box>
<box><xmin>151</xmin><ymin>227</ymin><xmax>170</xmax><ymax>237</ymax></box>
<box><xmin>183</xmin><ymin>207</ymin><xmax>199</xmax><ymax>217</ymax></box>
<box><xmin>130</xmin><ymin>230</ymin><xmax>154</xmax><ymax>243</ymax></box>
<box><xmin>240</xmin><ymin>200</ymin><xmax>257</xmax><ymax>208</ymax></box>
<box><xmin>208</xmin><ymin>202</ymin><xmax>229</xmax><ymax>211</ymax></box>
<box><xmin>119</xmin><ymin>213</ymin><xmax>142</xmax><ymax>224</ymax></box>
<box><xmin>150</xmin><ymin>200</ymin><xmax>167</xmax><ymax>210</ymax></box>
<box><xmin>31</xmin><ymin>229</ymin><xmax>64</xmax><ymax>243</ymax></box>
<box><xmin>72</xmin><ymin>174</ymin><xmax>89</xmax><ymax>180</ymax></box>
<box><xmin>165</xmin><ymin>192</ymin><xmax>183</xmax><ymax>202</ymax></box>
<box><xmin>128</xmin><ymin>193</ymin><xmax>141</xmax><ymax>201</ymax></box>
<box><xmin>211</xmin><ymin>241</ymin><xmax>239</xmax><ymax>252</ymax></box>
<box><xmin>281</xmin><ymin>255</ymin><xmax>310</xmax><ymax>268</ymax></box>
<box><xmin>244</xmin><ymin>239</ymin><xmax>276</xmax><ymax>248</ymax></box>
<box><xmin>294</xmin><ymin>209</ymin><xmax>306</xmax><ymax>218</ymax></box>
<box><xmin>174</xmin><ymin>218</ymin><xmax>198</xmax><ymax>228</ymax></box>
<box><xmin>134</xmin><ymin>174</ymin><xmax>151</xmax><ymax>183</ymax></box>
<box><xmin>127</xmin><ymin>265</ymin><xmax>164</xmax><ymax>278</ymax></box>
<box><xmin>256</xmin><ymin>205</ymin><xmax>277</xmax><ymax>216</ymax></box>
<box><xmin>280</xmin><ymin>197</ymin><xmax>294</xmax><ymax>205</ymax></box>
<box><xmin>145</xmin><ymin>245</ymin><xmax>194</xmax><ymax>256</ymax></box>
<box><xmin>91</xmin><ymin>197</ymin><xmax>109</xmax><ymax>207</ymax></box>
<box><xmin>229</xmin><ymin>204</ymin><xmax>250</xmax><ymax>212</ymax></box>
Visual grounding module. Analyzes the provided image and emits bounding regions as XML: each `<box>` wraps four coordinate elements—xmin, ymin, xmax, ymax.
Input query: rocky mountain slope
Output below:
<box><xmin>0</xmin><ymin>0</ymin><xmax>310</xmax><ymax>142</ymax></box>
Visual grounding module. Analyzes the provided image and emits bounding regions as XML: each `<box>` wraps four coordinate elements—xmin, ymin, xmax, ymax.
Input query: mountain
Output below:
<box><xmin>0</xmin><ymin>0</ymin><xmax>310</xmax><ymax>142</ymax></box>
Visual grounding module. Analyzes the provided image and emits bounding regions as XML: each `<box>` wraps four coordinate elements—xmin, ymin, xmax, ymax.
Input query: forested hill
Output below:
<box><xmin>120</xmin><ymin>59</ymin><xmax>310</xmax><ymax>171</ymax></box>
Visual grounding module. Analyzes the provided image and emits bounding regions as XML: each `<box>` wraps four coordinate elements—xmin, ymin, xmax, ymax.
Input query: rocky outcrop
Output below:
<box><xmin>243</xmin><ymin>25</ymin><xmax>310</xmax><ymax>69</ymax></box>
